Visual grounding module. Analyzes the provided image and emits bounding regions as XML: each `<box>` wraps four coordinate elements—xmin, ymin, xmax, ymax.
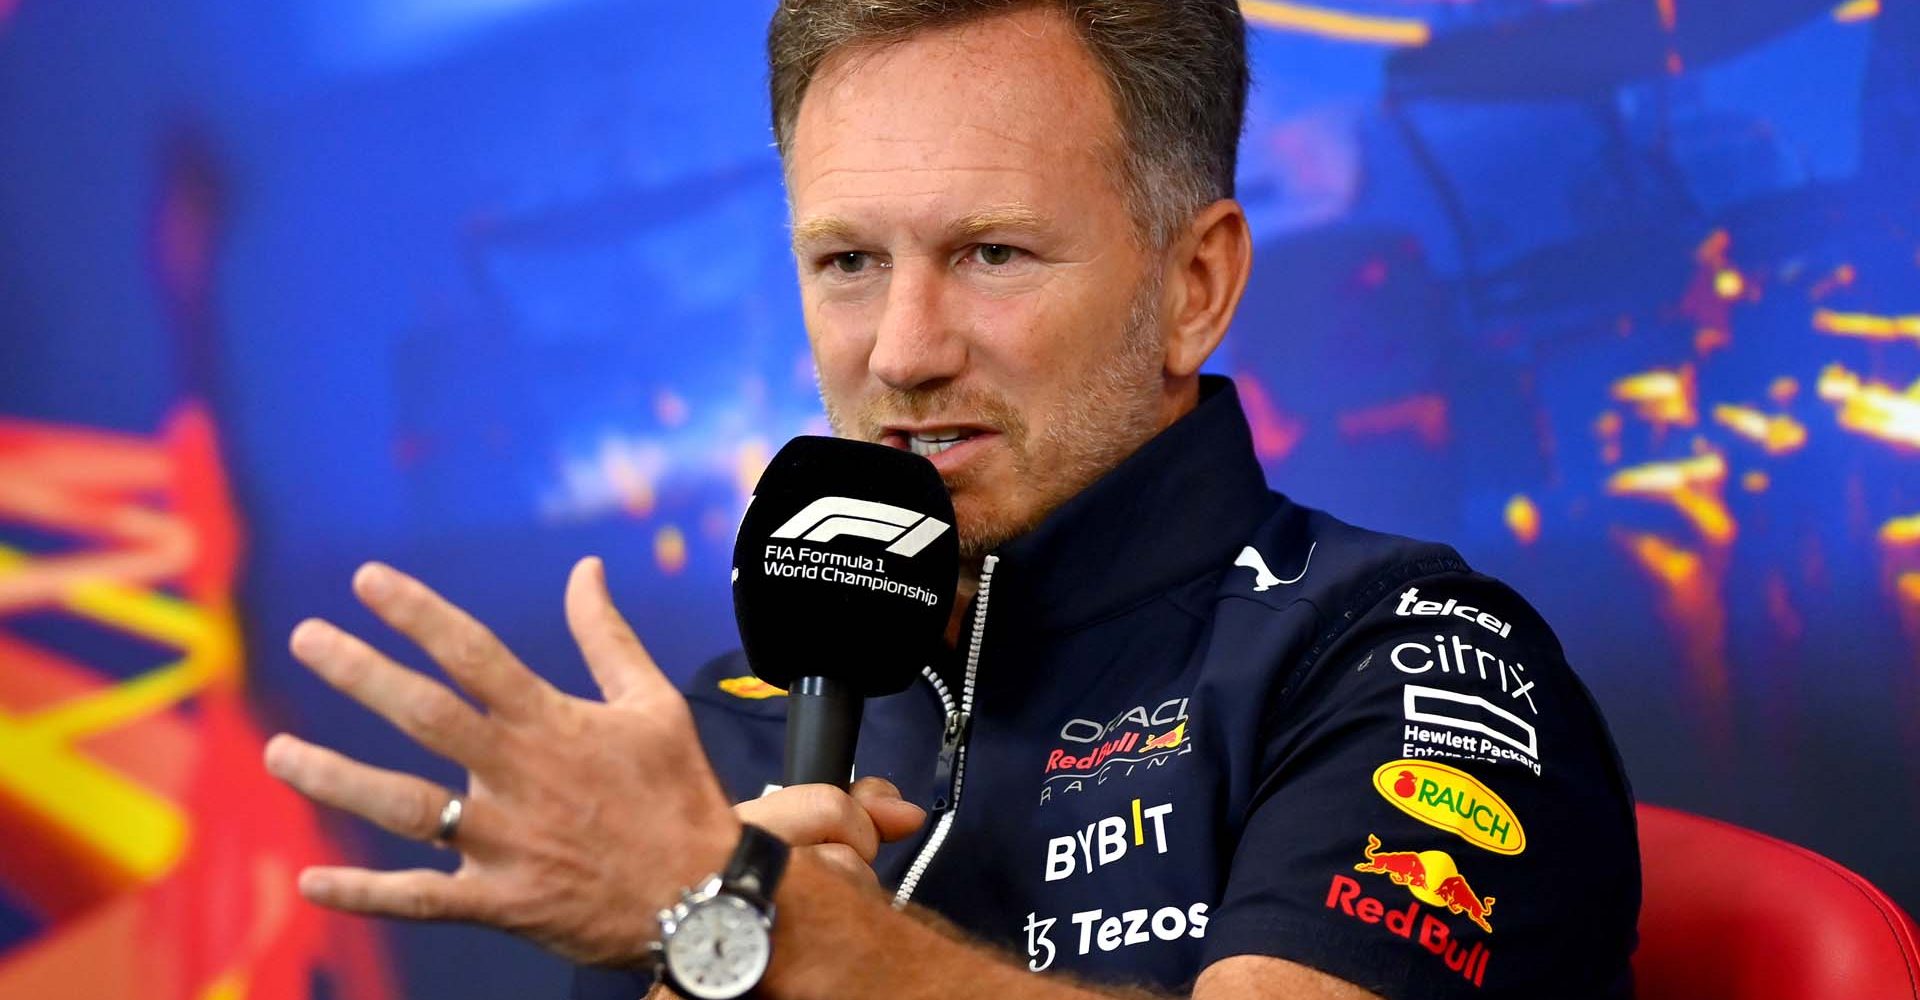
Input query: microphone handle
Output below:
<box><xmin>782</xmin><ymin>676</ymin><xmax>864</xmax><ymax>789</ymax></box>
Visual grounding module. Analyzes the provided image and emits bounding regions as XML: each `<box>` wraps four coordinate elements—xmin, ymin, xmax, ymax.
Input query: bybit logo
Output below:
<box><xmin>770</xmin><ymin>497</ymin><xmax>950</xmax><ymax>556</ymax></box>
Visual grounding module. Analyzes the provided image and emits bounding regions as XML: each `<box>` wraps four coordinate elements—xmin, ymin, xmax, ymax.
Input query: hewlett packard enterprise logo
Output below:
<box><xmin>770</xmin><ymin>497</ymin><xmax>951</xmax><ymax>557</ymax></box>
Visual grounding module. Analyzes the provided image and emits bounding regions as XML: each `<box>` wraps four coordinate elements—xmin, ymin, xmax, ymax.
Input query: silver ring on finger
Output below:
<box><xmin>432</xmin><ymin>795</ymin><xmax>465</xmax><ymax>846</ymax></box>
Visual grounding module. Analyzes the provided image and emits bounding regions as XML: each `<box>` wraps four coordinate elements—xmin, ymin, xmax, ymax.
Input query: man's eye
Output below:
<box><xmin>832</xmin><ymin>252</ymin><xmax>869</xmax><ymax>274</ymax></box>
<box><xmin>975</xmin><ymin>244</ymin><xmax>1018</xmax><ymax>266</ymax></box>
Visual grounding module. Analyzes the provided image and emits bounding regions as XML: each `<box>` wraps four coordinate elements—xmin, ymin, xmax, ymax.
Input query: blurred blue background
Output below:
<box><xmin>1</xmin><ymin>0</ymin><xmax>1916</xmax><ymax>996</ymax></box>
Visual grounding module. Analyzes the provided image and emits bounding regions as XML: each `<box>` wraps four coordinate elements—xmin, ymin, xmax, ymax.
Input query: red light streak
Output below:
<box><xmin>1337</xmin><ymin>394</ymin><xmax>1449</xmax><ymax>448</ymax></box>
<box><xmin>1234</xmin><ymin>372</ymin><xmax>1307</xmax><ymax>461</ymax></box>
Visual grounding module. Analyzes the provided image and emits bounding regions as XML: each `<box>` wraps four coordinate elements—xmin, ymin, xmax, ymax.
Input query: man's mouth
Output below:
<box><xmin>880</xmin><ymin>426</ymin><xmax>989</xmax><ymax>459</ymax></box>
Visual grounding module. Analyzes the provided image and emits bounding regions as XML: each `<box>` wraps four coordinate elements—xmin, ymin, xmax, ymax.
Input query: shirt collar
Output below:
<box><xmin>986</xmin><ymin>375</ymin><xmax>1278</xmax><ymax>634</ymax></box>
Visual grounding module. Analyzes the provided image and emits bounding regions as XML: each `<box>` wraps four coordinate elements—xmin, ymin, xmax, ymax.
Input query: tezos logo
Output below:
<box><xmin>770</xmin><ymin>497</ymin><xmax>950</xmax><ymax>557</ymax></box>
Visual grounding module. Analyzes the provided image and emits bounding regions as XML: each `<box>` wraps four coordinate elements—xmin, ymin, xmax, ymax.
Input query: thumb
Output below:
<box><xmin>850</xmin><ymin>777</ymin><xmax>927</xmax><ymax>842</ymax></box>
<box><xmin>564</xmin><ymin>557</ymin><xmax>672</xmax><ymax>704</ymax></box>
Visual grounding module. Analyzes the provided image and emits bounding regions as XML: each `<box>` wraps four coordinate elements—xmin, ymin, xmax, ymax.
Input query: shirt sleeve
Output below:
<box><xmin>1199</xmin><ymin>569</ymin><xmax>1641</xmax><ymax>998</ymax></box>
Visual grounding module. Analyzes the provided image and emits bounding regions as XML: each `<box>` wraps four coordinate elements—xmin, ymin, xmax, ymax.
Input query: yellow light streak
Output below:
<box><xmin>1241</xmin><ymin>0</ymin><xmax>1430</xmax><ymax>46</ymax></box>
<box><xmin>1817</xmin><ymin>364</ymin><xmax>1920</xmax><ymax>449</ymax></box>
<box><xmin>0</xmin><ymin>707</ymin><xmax>190</xmax><ymax>885</ymax></box>
<box><xmin>1881</xmin><ymin>513</ymin><xmax>1920</xmax><ymax>546</ymax></box>
<box><xmin>64</xmin><ymin>577</ymin><xmax>210</xmax><ymax>650</ymax></box>
<box><xmin>1712</xmin><ymin>404</ymin><xmax>1808</xmax><ymax>455</ymax></box>
<box><xmin>1813</xmin><ymin>309</ymin><xmax>1920</xmax><ymax>342</ymax></box>
<box><xmin>25</xmin><ymin>649</ymin><xmax>226</xmax><ymax>744</ymax></box>
<box><xmin>0</xmin><ymin>541</ymin><xmax>240</xmax><ymax>893</ymax></box>
<box><xmin>1625</xmin><ymin>533</ymin><xmax>1701</xmax><ymax>589</ymax></box>
<box><xmin>1607</xmin><ymin>452</ymin><xmax>1726</xmax><ymax>493</ymax></box>
<box><xmin>199</xmin><ymin>973</ymin><xmax>248</xmax><ymax>1000</ymax></box>
<box><xmin>1611</xmin><ymin>367</ymin><xmax>1697</xmax><ymax>428</ymax></box>
<box><xmin>655</xmin><ymin>525</ymin><xmax>688</xmax><ymax>575</ymax></box>
<box><xmin>1607</xmin><ymin>453</ymin><xmax>1735</xmax><ymax>543</ymax></box>
<box><xmin>1834</xmin><ymin>0</ymin><xmax>1880</xmax><ymax>22</ymax></box>
<box><xmin>1505</xmin><ymin>494</ymin><xmax>1541</xmax><ymax>545</ymax></box>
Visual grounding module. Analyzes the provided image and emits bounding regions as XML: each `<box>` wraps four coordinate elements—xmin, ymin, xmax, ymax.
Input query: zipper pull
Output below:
<box><xmin>930</xmin><ymin>709</ymin><xmax>970</xmax><ymax>812</ymax></box>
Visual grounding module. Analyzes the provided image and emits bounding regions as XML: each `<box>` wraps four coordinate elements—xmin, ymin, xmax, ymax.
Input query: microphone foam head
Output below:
<box><xmin>732</xmin><ymin>436</ymin><xmax>959</xmax><ymax>697</ymax></box>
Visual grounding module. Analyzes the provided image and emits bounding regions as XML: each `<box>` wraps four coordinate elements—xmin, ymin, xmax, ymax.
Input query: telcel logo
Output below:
<box><xmin>1395</xmin><ymin>587</ymin><xmax>1515</xmax><ymax>639</ymax></box>
<box><xmin>1371</xmin><ymin>760</ymin><xmax>1526</xmax><ymax>855</ymax></box>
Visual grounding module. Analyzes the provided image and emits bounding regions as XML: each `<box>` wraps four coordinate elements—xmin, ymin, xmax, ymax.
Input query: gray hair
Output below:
<box><xmin>767</xmin><ymin>0</ymin><xmax>1249</xmax><ymax>248</ymax></box>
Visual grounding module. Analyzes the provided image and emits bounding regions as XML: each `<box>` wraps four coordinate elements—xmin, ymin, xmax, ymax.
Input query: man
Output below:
<box><xmin>264</xmin><ymin>2</ymin><xmax>1641</xmax><ymax>998</ymax></box>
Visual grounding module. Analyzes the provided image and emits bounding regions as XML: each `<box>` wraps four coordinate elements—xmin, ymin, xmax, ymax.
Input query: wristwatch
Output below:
<box><xmin>653</xmin><ymin>823</ymin><xmax>791</xmax><ymax>1000</ymax></box>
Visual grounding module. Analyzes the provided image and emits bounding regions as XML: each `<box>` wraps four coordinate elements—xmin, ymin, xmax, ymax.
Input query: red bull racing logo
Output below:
<box><xmin>1324</xmin><ymin>833</ymin><xmax>1496</xmax><ymax>987</ymax></box>
<box><xmin>1039</xmin><ymin>699</ymin><xmax>1192</xmax><ymax>805</ymax></box>
<box><xmin>1354</xmin><ymin>834</ymin><xmax>1495</xmax><ymax>933</ymax></box>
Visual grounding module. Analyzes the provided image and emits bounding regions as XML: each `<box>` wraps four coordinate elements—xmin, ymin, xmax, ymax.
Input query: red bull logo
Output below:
<box><xmin>718</xmin><ymin>675</ymin><xmax>786</xmax><ymax>699</ymax></box>
<box><xmin>1042</xmin><ymin>722</ymin><xmax>1186</xmax><ymax>775</ymax></box>
<box><xmin>1353</xmin><ymin>834</ymin><xmax>1495</xmax><ymax>933</ymax></box>
<box><xmin>1138</xmin><ymin>720</ymin><xmax>1186</xmax><ymax>751</ymax></box>
<box><xmin>1325</xmin><ymin>872</ymin><xmax>1492</xmax><ymax>988</ymax></box>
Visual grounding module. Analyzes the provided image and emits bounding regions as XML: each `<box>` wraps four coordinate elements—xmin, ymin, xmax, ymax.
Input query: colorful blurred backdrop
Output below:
<box><xmin>1</xmin><ymin>0</ymin><xmax>1916</xmax><ymax>996</ymax></box>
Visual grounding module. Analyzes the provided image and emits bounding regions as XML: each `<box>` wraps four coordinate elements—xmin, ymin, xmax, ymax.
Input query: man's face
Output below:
<box><xmin>786</xmin><ymin>7</ymin><xmax>1171</xmax><ymax>557</ymax></box>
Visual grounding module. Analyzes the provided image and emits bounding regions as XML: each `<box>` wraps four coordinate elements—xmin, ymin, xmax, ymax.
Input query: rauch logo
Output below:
<box><xmin>1371</xmin><ymin>760</ymin><xmax>1526</xmax><ymax>855</ymax></box>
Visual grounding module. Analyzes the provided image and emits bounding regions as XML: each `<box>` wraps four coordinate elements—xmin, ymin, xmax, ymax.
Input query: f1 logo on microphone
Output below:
<box><xmin>770</xmin><ymin>497</ymin><xmax>951</xmax><ymax>556</ymax></box>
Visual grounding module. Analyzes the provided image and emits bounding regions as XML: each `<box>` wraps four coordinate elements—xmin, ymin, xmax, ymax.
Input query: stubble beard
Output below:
<box><xmin>820</xmin><ymin>275</ymin><xmax>1169</xmax><ymax>559</ymax></box>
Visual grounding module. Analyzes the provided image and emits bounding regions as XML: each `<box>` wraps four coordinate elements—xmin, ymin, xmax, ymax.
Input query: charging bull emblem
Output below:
<box><xmin>1354</xmin><ymin>834</ymin><xmax>1496</xmax><ymax>933</ymax></box>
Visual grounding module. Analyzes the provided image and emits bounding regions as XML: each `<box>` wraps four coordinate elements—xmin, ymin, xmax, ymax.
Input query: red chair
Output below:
<box><xmin>1635</xmin><ymin>803</ymin><xmax>1920</xmax><ymax>998</ymax></box>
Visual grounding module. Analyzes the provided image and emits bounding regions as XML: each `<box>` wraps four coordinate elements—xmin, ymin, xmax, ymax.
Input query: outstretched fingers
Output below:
<box><xmin>564</xmin><ymin>557</ymin><xmax>674</xmax><ymax>705</ymax></box>
<box><xmin>353</xmin><ymin>562</ymin><xmax>558</xmax><ymax>721</ymax></box>
<box><xmin>298</xmin><ymin>866</ymin><xmax>495</xmax><ymax>923</ymax></box>
<box><xmin>265</xmin><ymin>733</ymin><xmax>498</xmax><ymax>848</ymax></box>
<box><xmin>289</xmin><ymin>617</ymin><xmax>494</xmax><ymax>767</ymax></box>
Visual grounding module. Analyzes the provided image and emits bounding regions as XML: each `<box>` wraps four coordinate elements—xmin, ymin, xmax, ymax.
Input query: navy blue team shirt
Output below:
<box><xmin>574</xmin><ymin>375</ymin><xmax>1641</xmax><ymax>999</ymax></box>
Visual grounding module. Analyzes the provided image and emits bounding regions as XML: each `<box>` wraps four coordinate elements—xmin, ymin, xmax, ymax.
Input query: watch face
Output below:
<box><xmin>664</xmin><ymin>894</ymin><xmax>772</xmax><ymax>1000</ymax></box>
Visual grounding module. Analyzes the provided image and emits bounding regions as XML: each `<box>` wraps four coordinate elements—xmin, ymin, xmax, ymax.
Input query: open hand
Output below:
<box><xmin>263</xmin><ymin>557</ymin><xmax>737</xmax><ymax>967</ymax></box>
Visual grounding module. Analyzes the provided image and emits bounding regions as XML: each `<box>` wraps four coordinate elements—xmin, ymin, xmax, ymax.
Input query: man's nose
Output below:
<box><xmin>868</xmin><ymin>261</ymin><xmax>965</xmax><ymax>391</ymax></box>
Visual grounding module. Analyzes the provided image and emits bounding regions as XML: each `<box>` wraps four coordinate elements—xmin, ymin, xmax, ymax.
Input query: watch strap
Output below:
<box><xmin>721</xmin><ymin>822</ymin><xmax>790</xmax><ymax>906</ymax></box>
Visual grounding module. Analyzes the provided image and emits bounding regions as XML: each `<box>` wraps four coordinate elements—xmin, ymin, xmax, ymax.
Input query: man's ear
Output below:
<box><xmin>1161</xmin><ymin>199</ymin><xmax>1253</xmax><ymax>378</ymax></box>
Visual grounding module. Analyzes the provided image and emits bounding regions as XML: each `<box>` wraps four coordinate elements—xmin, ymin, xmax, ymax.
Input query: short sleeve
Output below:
<box><xmin>1199</xmin><ymin>570</ymin><xmax>1640</xmax><ymax>998</ymax></box>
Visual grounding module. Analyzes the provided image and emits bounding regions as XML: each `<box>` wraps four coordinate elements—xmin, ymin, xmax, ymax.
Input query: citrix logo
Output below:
<box><xmin>769</xmin><ymin>496</ymin><xmax>951</xmax><ymax>556</ymax></box>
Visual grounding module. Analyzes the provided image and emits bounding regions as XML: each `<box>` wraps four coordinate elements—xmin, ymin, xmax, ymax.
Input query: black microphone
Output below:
<box><xmin>732</xmin><ymin>436</ymin><xmax>959</xmax><ymax>789</ymax></box>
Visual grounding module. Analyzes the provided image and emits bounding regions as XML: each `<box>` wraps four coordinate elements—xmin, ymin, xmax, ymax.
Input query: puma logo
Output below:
<box><xmin>1235</xmin><ymin>542</ymin><xmax>1315</xmax><ymax>592</ymax></box>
